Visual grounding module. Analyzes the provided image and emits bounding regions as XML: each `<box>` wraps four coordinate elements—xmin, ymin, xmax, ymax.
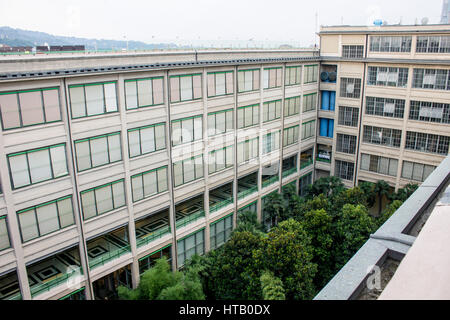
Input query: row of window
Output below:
<box><xmin>360</xmin><ymin>153</ymin><xmax>398</xmax><ymax>177</ymax></box>
<box><xmin>363</xmin><ymin>35</ymin><xmax>450</xmax><ymax>54</ymax></box>
<box><xmin>367</xmin><ymin>66</ymin><xmax>409</xmax><ymax>88</ymax></box>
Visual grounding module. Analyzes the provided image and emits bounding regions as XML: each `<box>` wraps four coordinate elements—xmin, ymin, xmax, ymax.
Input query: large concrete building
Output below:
<box><xmin>0</xmin><ymin>24</ymin><xmax>449</xmax><ymax>300</ymax></box>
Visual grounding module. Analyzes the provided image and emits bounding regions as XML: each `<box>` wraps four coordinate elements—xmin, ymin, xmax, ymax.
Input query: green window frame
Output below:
<box><xmin>263</xmin><ymin>130</ymin><xmax>281</xmax><ymax>154</ymax></box>
<box><xmin>138</xmin><ymin>245</ymin><xmax>172</xmax><ymax>275</ymax></box>
<box><xmin>210</xmin><ymin>213</ymin><xmax>233</xmax><ymax>250</ymax></box>
<box><xmin>237</xmin><ymin>104</ymin><xmax>259</xmax><ymax>129</ymax></box>
<box><xmin>17</xmin><ymin>195</ymin><xmax>75</xmax><ymax>243</ymax></box>
<box><xmin>68</xmin><ymin>81</ymin><xmax>118</xmax><ymax>119</ymax></box>
<box><xmin>263</xmin><ymin>67</ymin><xmax>282</xmax><ymax>89</ymax></box>
<box><xmin>124</xmin><ymin>76</ymin><xmax>164</xmax><ymax>110</ymax></box>
<box><xmin>301</xmin><ymin>120</ymin><xmax>316</xmax><ymax>140</ymax></box>
<box><xmin>177</xmin><ymin>228</ymin><xmax>205</xmax><ymax>267</ymax></box>
<box><xmin>207</xmin><ymin>71</ymin><xmax>234</xmax><ymax>98</ymax></box>
<box><xmin>303</xmin><ymin>93</ymin><xmax>317</xmax><ymax>113</ymax></box>
<box><xmin>238</xmin><ymin>68</ymin><xmax>260</xmax><ymax>93</ymax></box>
<box><xmin>80</xmin><ymin>179</ymin><xmax>126</xmax><ymax>220</ymax></box>
<box><xmin>127</xmin><ymin>123</ymin><xmax>166</xmax><ymax>158</ymax></box>
<box><xmin>208</xmin><ymin>145</ymin><xmax>234</xmax><ymax>175</ymax></box>
<box><xmin>59</xmin><ymin>287</ymin><xmax>86</xmax><ymax>300</ymax></box>
<box><xmin>207</xmin><ymin>109</ymin><xmax>234</xmax><ymax>137</ymax></box>
<box><xmin>237</xmin><ymin>201</ymin><xmax>257</xmax><ymax>216</ymax></box>
<box><xmin>237</xmin><ymin>137</ymin><xmax>259</xmax><ymax>164</ymax></box>
<box><xmin>285</xmin><ymin>66</ymin><xmax>302</xmax><ymax>86</ymax></box>
<box><xmin>74</xmin><ymin>132</ymin><xmax>122</xmax><ymax>172</ymax></box>
<box><xmin>304</xmin><ymin>65</ymin><xmax>319</xmax><ymax>84</ymax></box>
<box><xmin>131</xmin><ymin>166</ymin><xmax>168</xmax><ymax>202</ymax></box>
<box><xmin>173</xmin><ymin>155</ymin><xmax>204</xmax><ymax>188</ymax></box>
<box><xmin>171</xmin><ymin>115</ymin><xmax>203</xmax><ymax>146</ymax></box>
<box><xmin>0</xmin><ymin>215</ymin><xmax>11</xmax><ymax>251</ymax></box>
<box><xmin>7</xmin><ymin>143</ymin><xmax>69</xmax><ymax>190</ymax></box>
<box><xmin>263</xmin><ymin>99</ymin><xmax>282</xmax><ymax>123</ymax></box>
<box><xmin>0</xmin><ymin>87</ymin><xmax>62</xmax><ymax>131</ymax></box>
<box><xmin>169</xmin><ymin>73</ymin><xmax>203</xmax><ymax>103</ymax></box>
<box><xmin>284</xmin><ymin>96</ymin><xmax>301</xmax><ymax>117</ymax></box>
<box><xmin>283</xmin><ymin>125</ymin><xmax>300</xmax><ymax>147</ymax></box>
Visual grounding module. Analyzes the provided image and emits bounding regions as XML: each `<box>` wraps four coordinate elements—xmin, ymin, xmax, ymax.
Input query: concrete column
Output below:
<box><xmin>203</xmin><ymin>67</ymin><xmax>211</xmax><ymax>253</ymax></box>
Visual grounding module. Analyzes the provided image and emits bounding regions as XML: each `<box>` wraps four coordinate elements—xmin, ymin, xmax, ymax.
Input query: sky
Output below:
<box><xmin>0</xmin><ymin>0</ymin><xmax>445</xmax><ymax>47</ymax></box>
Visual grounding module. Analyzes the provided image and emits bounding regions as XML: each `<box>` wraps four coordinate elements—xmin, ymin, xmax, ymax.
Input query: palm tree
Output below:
<box><xmin>373</xmin><ymin>180</ymin><xmax>391</xmax><ymax>216</ymax></box>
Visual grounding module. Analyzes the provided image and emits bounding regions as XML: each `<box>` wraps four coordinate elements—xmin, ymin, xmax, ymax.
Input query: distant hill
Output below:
<box><xmin>0</xmin><ymin>26</ymin><xmax>179</xmax><ymax>50</ymax></box>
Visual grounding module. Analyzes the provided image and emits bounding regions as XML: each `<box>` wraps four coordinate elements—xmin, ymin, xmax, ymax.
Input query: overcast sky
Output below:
<box><xmin>0</xmin><ymin>0</ymin><xmax>445</xmax><ymax>46</ymax></box>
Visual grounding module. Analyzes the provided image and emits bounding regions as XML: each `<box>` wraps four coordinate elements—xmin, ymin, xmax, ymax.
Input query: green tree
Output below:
<box><xmin>234</xmin><ymin>210</ymin><xmax>266</xmax><ymax>234</ymax></box>
<box><xmin>358</xmin><ymin>181</ymin><xmax>376</xmax><ymax>207</ymax></box>
<box><xmin>260</xmin><ymin>271</ymin><xmax>285</xmax><ymax>300</ymax></box>
<box><xmin>281</xmin><ymin>184</ymin><xmax>303</xmax><ymax>221</ymax></box>
<box><xmin>373</xmin><ymin>180</ymin><xmax>391</xmax><ymax>216</ymax></box>
<box><xmin>253</xmin><ymin>219</ymin><xmax>317</xmax><ymax>300</ymax></box>
<box><xmin>334</xmin><ymin>204</ymin><xmax>377</xmax><ymax>270</ymax></box>
<box><xmin>263</xmin><ymin>192</ymin><xmax>284</xmax><ymax>227</ymax></box>
<box><xmin>118</xmin><ymin>257</ymin><xmax>205</xmax><ymax>300</ymax></box>
<box><xmin>389</xmin><ymin>183</ymin><xmax>418</xmax><ymax>202</ymax></box>
<box><xmin>306</xmin><ymin>176</ymin><xmax>345</xmax><ymax>200</ymax></box>
<box><xmin>300</xmin><ymin>209</ymin><xmax>334</xmax><ymax>288</ymax></box>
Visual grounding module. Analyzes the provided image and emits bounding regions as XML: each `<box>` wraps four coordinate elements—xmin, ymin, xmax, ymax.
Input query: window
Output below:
<box><xmin>238</xmin><ymin>69</ymin><xmax>260</xmax><ymax>93</ymax></box>
<box><xmin>285</xmin><ymin>66</ymin><xmax>302</xmax><ymax>86</ymax></box>
<box><xmin>335</xmin><ymin>160</ymin><xmax>354</xmax><ymax>181</ymax></box>
<box><xmin>336</xmin><ymin>134</ymin><xmax>357</xmax><ymax>154</ymax></box>
<box><xmin>412</xmin><ymin>68</ymin><xmax>450</xmax><ymax>90</ymax></box>
<box><xmin>340</xmin><ymin>77</ymin><xmax>362</xmax><ymax>98</ymax></box>
<box><xmin>283</xmin><ymin>125</ymin><xmax>300</xmax><ymax>147</ymax></box>
<box><xmin>173</xmin><ymin>155</ymin><xmax>204</xmax><ymax>187</ymax></box>
<box><xmin>128</xmin><ymin>123</ymin><xmax>166</xmax><ymax>158</ymax></box>
<box><xmin>237</xmin><ymin>137</ymin><xmax>259</xmax><ymax>164</ymax></box>
<box><xmin>409</xmin><ymin>101</ymin><xmax>450</xmax><ymax>124</ymax></box>
<box><xmin>367</xmin><ymin>67</ymin><xmax>408</xmax><ymax>88</ymax></box>
<box><xmin>131</xmin><ymin>166</ymin><xmax>168</xmax><ymax>202</ymax></box>
<box><xmin>360</xmin><ymin>154</ymin><xmax>398</xmax><ymax>177</ymax></box>
<box><xmin>0</xmin><ymin>215</ymin><xmax>11</xmax><ymax>251</ymax></box>
<box><xmin>80</xmin><ymin>179</ymin><xmax>126</xmax><ymax>220</ymax></box>
<box><xmin>17</xmin><ymin>195</ymin><xmax>75</xmax><ymax>242</ymax></box>
<box><xmin>303</xmin><ymin>93</ymin><xmax>317</xmax><ymax>113</ymax></box>
<box><xmin>304</xmin><ymin>65</ymin><xmax>318</xmax><ymax>83</ymax></box>
<box><xmin>209</xmin><ymin>146</ymin><xmax>234</xmax><ymax>174</ymax></box>
<box><xmin>207</xmin><ymin>71</ymin><xmax>234</xmax><ymax>97</ymax></box>
<box><xmin>284</xmin><ymin>96</ymin><xmax>301</xmax><ymax>117</ymax></box>
<box><xmin>69</xmin><ymin>82</ymin><xmax>118</xmax><ymax>119</ymax></box>
<box><xmin>8</xmin><ymin>144</ymin><xmax>68</xmax><ymax>189</ymax></box>
<box><xmin>342</xmin><ymin>45</ymin><xmax>364</xmax><ymax>58</ymax></box>
<box><xmin>124</xmin><ymin>77</ymin><xmax>164</xmax><ymax>110</ymax></box>
<box><xmin>263</xmin><ymin>131</ymin><xmax>280</xmax><ymax>154</ymax></box>
<box><xmin>208</xmin><ymin>109</ymin><xmax>233</xmax><ymax>136</ymax></box>
<box><xmin>0</xmin><ymin>87</ymin><xmax>61</xmax><ymax>130</ymax></box>
<box><xmin>171</xmin><ymin>115</ymin><xmax>203</xmax><ymax>146</ymax></box>
<box><xmin>401</xmin><ymin>161</ymin><xmax>436</xmax><ymax>182</ymax></box>
<box><xmin>177</xmin><ymin>229</ymin><xmax>204</xmax><ymax>267</ymax></box>
<box><xmin>319</xmin><ymin>118</ymin><xmax>334</xmax><ymax>138</ymax></box>
<box><xmin>416</xmin><ymin>36</ymin><xmax>450</xmax><ymax>53</ymax></box>
<box><xmin>139</xmin><ymin>245</ymin><xmax>172</xmax><ymax>275</ymax></box>
<box><xmin>302</xmin><ymin>120</ymin><xmax>316</xmax><ymax>140</ymax></box>
<box><xmin>263</xmin><ymin>67</ymin><xmax>282</xmax><ymax>89</ymax></box>
<box><xmin>370</xmin><ymin>36</ymin><xmax>412</xmax><ymax>52</ymax></box>
<box><xmin>75</xmin><ymin>132</ymin><xmax>122</xmax><ymax>172</ymax></box>
<box><xmin>210</xmin><ymin>214</ymin><xmax>233</xmax><ymax>250</ymax></box>
<box><xmin>362</xmin><ymin>125</ymin><xmax>402</xmax><ymax>148</ymax></box>
<box><xmin>405</xmin><ymin>131</ymin><xmax>449</xmax><ymax>155</ymax></box>
<box><xmin>237</xmin><ymin>104</ymin><xmax>259</xmax><ymax>129</ymax></box>
<box><xmin>365</xmin><ymin>97</ymin><xmax>405</xmax><ymax>118</ymax></box>
<box><xmin>338</xmin><ymin>106</ymin><xmax>359</xmax><ymax>127</ymax></box>
<box><xmin>238</xmin><ymin>201</ymin><xmax>257</xmax><ymax>216</ymax></box>
<box><xmin>299</xmin><ymin>173</ymin><xmax>312</xmax><ymax>197</ymax></box>
<box><xmin>300</xmin><ymin>149</ymin><xmax>313</xmax><ymax>169</ymax></box>
<box><xmin>170</xmin><ymin>74</ymin><xmax>202</xmax><ymax>103</ymax></box>
<box><xmin>263</xmin><ymin>100</ymin><xmax>282</xmax><ymax>122</ymax></box>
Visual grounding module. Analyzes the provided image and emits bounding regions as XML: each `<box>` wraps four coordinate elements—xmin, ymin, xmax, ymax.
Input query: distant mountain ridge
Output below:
<box><xmin>0</xmin><ymin>26</ymin><xmax>178</xmax><ymax>50</ymax></box>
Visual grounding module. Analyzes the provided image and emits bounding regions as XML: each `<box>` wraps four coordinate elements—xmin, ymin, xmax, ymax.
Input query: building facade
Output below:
<box><xmin>318</xmin><ymin>24</ymin><xmax>450</xmax><ymax>189</ymax></box>
<box><xmin>0</xmin><ymin>24</ymin><xmax>449</xmax><ymax>301</ymax></box>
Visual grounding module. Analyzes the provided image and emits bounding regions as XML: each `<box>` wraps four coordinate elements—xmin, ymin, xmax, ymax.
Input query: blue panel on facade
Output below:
<box><xmin>328</xmin><ymin>119</ymin><xmax>334</xmax><ymax>138</ymax></box>
<box><xmin>320</xmin><ymin>118</ymin><xmax>329</xmax><ymax>137</ymax></box>
<box><xmin>329</xmin><ymin>91</ymin><xmax>336</xmax><ymax>111</ymax></box>
<box><xmin>321</xmin><ymin>91</ymin><xmax>330</xmax><ymax>110</ymax></box>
